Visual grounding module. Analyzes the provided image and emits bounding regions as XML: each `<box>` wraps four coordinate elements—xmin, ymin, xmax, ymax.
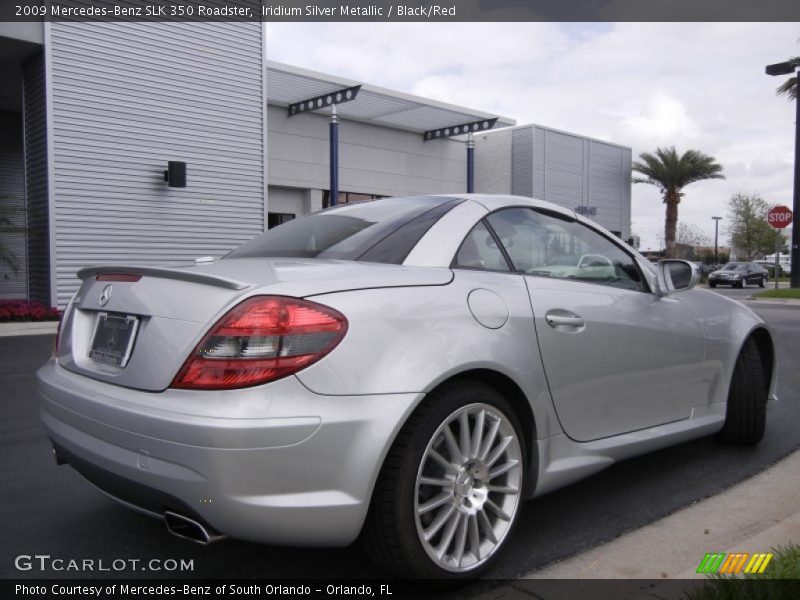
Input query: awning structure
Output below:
<box><xmin>267</xmin><ymin>60</ymin><xmax>515</xmax><ymax>201</ymax></box>
<box><xmin>267</xmin><ymin>60</ymin><xmax>515</xmax><ymax>134</ymax></box>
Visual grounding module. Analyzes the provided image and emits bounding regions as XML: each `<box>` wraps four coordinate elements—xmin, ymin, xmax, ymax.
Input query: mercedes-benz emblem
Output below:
<box><xmin>99</xmin><ymin>284</ymin><xmax>112</xmax><ymax>307</ymax></box>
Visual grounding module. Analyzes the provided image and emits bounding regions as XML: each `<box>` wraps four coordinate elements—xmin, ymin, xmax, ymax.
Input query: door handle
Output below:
<box><xmin>545</xmin><ymin>311</ymin><xmax>585</xmax><ymax>329</ymax></box>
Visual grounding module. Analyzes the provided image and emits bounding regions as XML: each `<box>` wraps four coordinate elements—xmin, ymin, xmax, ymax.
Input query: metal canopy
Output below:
<box><xmin>268</xmin><ymin>60</ymin><xmax>515</xmax><ymax>134</ymax></box>
<box><xmin>424</xmin><ymin>118</ymin><xmax>498</xmax><ymax>141</ymax></box>
<box><xmin>288</xmin><ymin>85</ymin><xmax>361</xmax><ymax>117</ymax></box>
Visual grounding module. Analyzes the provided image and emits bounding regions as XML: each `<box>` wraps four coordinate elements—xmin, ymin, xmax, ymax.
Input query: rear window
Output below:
<box><xmin>225</xmin><ymin>196</ymin><xmax>462</xmax><ymax>264</ymax></box>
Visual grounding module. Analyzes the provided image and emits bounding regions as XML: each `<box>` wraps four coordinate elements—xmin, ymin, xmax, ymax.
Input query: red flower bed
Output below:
<box><xmin>0</xmin><ymin>299</ymin><xmax>61</xmax><ymax>322</ymax></box>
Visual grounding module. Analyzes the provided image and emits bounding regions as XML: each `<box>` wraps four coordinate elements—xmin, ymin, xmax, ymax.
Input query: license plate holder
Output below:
<box><xmin>88</xmin><ymin>312</ymin><xmax>140</xmax><ymax>368</ymax></box>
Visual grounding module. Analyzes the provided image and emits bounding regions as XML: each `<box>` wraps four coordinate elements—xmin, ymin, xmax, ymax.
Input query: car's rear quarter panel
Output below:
<box><xmin>298</xmin><ymin>269</ymin><xmax>559</xmax><ymax>440</ymax></box>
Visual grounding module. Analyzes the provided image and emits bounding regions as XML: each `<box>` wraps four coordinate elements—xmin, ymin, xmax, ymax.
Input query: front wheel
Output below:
<box><xmin>718</xmin><ymin>337</ymin><xmax>767</xmax><ymax>445</ymax></box>
<box><xmin>736</xmin><ymin>279</ymin><xmax>745</xmax><ymax>289</ymax></box>
<box><xmin>709</xmin><ymin>282</ymin><xmax>717</xmax><ymax>288</ymax></box>
<box><xmin>759</xmin><ymin>276</ymin><xmax>766</xmax><ymax>288</ymax></box>
<box><xmin>362</xmin><ymin>381</ymin><xmax>526</xmax><ymax>578</ymax></box>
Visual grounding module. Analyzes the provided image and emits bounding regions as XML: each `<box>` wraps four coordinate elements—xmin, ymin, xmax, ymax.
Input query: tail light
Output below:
<box><xmin>171</xmin><ymin>296</ymin><xmax>347</xmax><ymax>390</ymax></box>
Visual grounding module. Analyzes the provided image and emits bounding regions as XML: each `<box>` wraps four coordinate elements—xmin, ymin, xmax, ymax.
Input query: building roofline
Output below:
<box><xmin>477</xmin><ymin>121</ymin><xmax>631</xmax><ymax>151</ymax></box>
<box><xmin>266</xmin><ymin>59</ymin><xmax>516</xmax><ymax>133</ymax></box>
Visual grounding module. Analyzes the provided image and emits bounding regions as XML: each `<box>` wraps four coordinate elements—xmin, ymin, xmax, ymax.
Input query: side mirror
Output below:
<box><xmin>655</xmin><ymin>260</ymin><xmax>700</xmax><ymax>296</ymax></box>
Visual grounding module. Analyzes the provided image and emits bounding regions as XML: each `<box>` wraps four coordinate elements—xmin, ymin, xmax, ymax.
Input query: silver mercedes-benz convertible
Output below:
<box><xmin>37</xmin><ymin>194</ymin><xmax>776</xmax><ymax>578</ymax></box>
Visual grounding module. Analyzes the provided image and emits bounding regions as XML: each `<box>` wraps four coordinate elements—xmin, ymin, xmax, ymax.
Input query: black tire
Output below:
<box><xmin>362</xmin><ymin>380</ymin><xmax>526</xmax><ymax>579</ymax></box>
<box><xmin>759</xmin><ymin>276</ymin><xmax>766</xmax><ymax>288</ymax></box>
<box><xmin>736</xmin><ymin>279</ymin><xmax>745</xmax><ymax>289</ymax></box>
<box><xmin>718</xmin><ymin>338</ymin><xmax>767</xmax><ymax>445</ymax></box>
<box><xmin>709</xmin><ymin>282</ymin><xmax>717</xmax><ymax>288</ymax></box>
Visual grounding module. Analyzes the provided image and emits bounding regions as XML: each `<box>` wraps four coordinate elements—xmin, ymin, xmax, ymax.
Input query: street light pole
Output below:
<box><xmin>712</xmin><ymin>216</ymin><xmax>722</xmax><ymax>266</ymax></box>
<box><xmin>765</xmin><ymin>61</ymin><xmax>800</xmax><ymax>288</ymax></box>
<box><xmin>793</xmin><ymin>74</ymin><xmax>800</xmax><ymax>287</ymax></box>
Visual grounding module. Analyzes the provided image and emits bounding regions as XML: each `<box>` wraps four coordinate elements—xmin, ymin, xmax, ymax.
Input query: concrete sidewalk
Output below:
<box><xmin>473</xmin><ymin>451</ymin><xmax>800</xmax><ymax>599</ymax></box>
<box><xmin>525</xmin><ymin>449</ymin><xmax>800</xmax><ymax>580</ymax></box>
<box><xmin>0</xmin><ymin>321</ymin><xmax>58</xmax><ymax>337</ymax></box>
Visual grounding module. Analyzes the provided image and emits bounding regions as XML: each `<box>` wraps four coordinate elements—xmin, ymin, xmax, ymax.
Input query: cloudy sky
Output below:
<box><xmin>265</xmin><ymin>22</ymin><xmax>798</xmax><ymax>250</ymax></box>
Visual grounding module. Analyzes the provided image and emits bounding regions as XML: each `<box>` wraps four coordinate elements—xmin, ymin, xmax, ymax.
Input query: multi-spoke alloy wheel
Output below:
<box><xmin>362</xmin><ymin>380</ymin><xmax>527</xmax><ymax>579</ymax></box>
<box><xmin>414</xmin><ymin>403</ymin><xmax>523</xmax><ymax>572</ymax></box>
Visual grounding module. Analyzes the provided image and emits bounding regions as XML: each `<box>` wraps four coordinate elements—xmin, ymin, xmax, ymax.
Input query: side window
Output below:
<box><xmin>485</xmin><ymin>207</ymin><xmax>644</xmax><ymax>292</ymax></box>
<box><xmin>453</xmin><ymin>221</ymin><xmax>511</xmax><ymax>272</ymax></box>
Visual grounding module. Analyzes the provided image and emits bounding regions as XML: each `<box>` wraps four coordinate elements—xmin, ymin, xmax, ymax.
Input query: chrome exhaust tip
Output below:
<box><xmin>164</xmin><ymin>511</ymin><xmax>226</xmax><ymax>545</ymax></box>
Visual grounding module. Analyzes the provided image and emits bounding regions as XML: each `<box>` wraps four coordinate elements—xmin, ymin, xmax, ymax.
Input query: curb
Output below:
<box><xmin>745</xmin><ymin>297</ymin><xmax>800</xmax><ymax>305</ymax></box>
<box><xmin>0</xmin><ymin>321</ymin><xmax>59</xmax><ymax>337</ymax></box>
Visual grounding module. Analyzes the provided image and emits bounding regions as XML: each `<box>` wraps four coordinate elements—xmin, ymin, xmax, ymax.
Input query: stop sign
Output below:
<box><xmin>768</xmin><ymin>205</ymin><xmax>793</xmax><ymax>229</ymax></box>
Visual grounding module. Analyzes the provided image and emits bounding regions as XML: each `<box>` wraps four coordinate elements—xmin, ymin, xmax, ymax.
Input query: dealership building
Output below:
<box><xmin>0</xmin><ymin>22</ymin><xmax>632</xmax><ymax>308</ymax></box>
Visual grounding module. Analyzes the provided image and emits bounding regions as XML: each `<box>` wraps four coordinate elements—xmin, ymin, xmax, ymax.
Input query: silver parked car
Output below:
<box><xmin>38</xmin><ymin>194</ymin><xmax>776</xmax><ymax>579</ymax></box>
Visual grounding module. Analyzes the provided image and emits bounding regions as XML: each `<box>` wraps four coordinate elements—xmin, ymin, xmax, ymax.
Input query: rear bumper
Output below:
<box><xmin>37</xmin><ymin>359</ymin><xmax>421</xmax><ymax>546</ymax></box>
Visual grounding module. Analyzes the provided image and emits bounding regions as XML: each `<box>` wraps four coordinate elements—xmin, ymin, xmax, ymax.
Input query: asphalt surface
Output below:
<box><xmin>2</xmin><ymin>289</ymin><xmax>799</xmax><ymax>588</ymax></box>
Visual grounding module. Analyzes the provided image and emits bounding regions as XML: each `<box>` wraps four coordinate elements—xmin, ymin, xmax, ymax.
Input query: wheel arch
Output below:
<box><xmin>747</xmin><ymin>326</ymin><xmax>775</xmax><ymax>396</ymax></box>
<box><xmin>425</xmin><ymin>368</ymin><xmax>538</xmax><ymax>495</ymax></box>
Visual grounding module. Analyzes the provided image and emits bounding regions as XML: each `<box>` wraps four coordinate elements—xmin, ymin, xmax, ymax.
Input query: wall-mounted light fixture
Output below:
<box><xmin>164</xmin><ymin>161</ymin><xmax>187</xmax><ymax>187</ymax></box>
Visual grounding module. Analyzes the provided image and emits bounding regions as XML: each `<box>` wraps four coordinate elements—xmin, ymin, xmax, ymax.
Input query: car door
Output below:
<box><xmin>747</xmin><ymin>264</ymin><xmax>760</xmax><ymax>285</ymax></box>
<box><xmin>485</xmin><ymin>208</ymin><xmax>706</xmax><ymax>442</ymax></box>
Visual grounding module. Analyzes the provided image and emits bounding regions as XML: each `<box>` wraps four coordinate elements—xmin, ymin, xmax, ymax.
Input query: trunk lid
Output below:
<box><xmin>58</xmin><ymin>258</ymin><xmax>452</xmax><ymax>391</ymax></box>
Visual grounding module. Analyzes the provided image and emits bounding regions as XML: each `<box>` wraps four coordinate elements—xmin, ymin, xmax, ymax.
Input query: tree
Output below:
<box><xmin>632</xmin><ymin>147</ymin><xmax>725</xmax><ymax>258</ymax></box>
<box><xmin>726</xmin><ymin>193</ymin><xmax>783</xmax><ymax>260</ymax></box>
<box><xmin>676</xmin><ymin>222</ymin><xmax>711</xmax><ymax>247</ymax></box>
<box><xmin>656</xmin><ymin>223</ymin><xmax>711</xmax><ymax>258</ymax></box>
<box><xmin>775</xmin><ymin>56</ymin><xmax>799</xmax><ymax>101</ymax></box>
<box><xmin>696</xmin><ymin>248</ymin><xmax>729</xmax><ymax>265</ymax></box>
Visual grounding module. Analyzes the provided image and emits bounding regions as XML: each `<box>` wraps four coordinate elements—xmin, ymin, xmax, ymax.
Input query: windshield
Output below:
<box><xmin>225</xmin><ymin>196</ymin><xmax>462</xmax><ymax>263</ymax></box>
<box><xmin>722</xmin><ymin>263</ymin><xmax>747</xmax><ymax>271</ymax></box>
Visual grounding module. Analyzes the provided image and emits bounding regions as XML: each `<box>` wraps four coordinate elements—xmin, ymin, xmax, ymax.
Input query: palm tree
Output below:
<box><xmin>632</xmin><ymin>147</ymin><xmax>724</xmax><ymax>258</ymax></box>
<box><xmin>775</xmin><ymin>56</ymin><xmax>799</xmax><ymax>100</ymax></box>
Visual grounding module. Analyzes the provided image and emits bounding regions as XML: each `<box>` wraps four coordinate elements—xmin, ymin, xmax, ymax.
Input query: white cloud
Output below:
<box><xmin>266</xmin><ymin>22</ymin><xmax>800</xmax><ymax>250</ymax></box>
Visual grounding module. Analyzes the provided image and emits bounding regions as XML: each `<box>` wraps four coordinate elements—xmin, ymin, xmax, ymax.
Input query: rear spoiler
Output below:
<box><xmin>77</xmin><ymin>265</ymin><xmax>250</xmax><ymax>291</ymax></box>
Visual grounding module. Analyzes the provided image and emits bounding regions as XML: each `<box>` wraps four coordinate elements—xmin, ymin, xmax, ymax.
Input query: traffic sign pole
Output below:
<box><xmin>793</xmin><ymin>85</ymin><xmax>800</xmax><ymax>288</ymax></box>
<box><xmin>775</xmin><ymin>230</ymin><xmax>780</xmax><ymax>290</ymax></box>
<box><xmin>768</xmin><ymin>205</ymin><xmax>793</xmax><ymax>288</ymax></box>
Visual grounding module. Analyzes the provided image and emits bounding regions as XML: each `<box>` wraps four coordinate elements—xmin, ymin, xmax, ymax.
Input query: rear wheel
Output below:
<box><xmin>718</xmin><ymin>337</ymin><xmax>767</xmax><ymax>445</ymax></box>
<box><xmin>362</xmin><ymin>381</ymin><xmax>526</xmax><ymax>578</ymax></box>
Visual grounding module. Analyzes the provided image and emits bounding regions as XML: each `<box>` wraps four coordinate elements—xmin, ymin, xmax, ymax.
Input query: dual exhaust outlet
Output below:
<box><xmin>52</xmin><ymin>447</ymin><xmax>225</xmax><ymax>546</ymax></box>
<box><xmin>164</xmin><ymin>511</ymin><xmax>226</xmax><ymax>545</ymax></box>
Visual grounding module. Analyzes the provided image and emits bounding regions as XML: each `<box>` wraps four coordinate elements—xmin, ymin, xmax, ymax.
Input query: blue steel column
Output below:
<box><xmin>466</xmin><ymin>132</ymin><xmax>475</xmax><ymax>193</ymax></box>
<box><xmin>330</xmin><ymin>105</ymin><xmax>339</xmax><ymax>206</ymax></box>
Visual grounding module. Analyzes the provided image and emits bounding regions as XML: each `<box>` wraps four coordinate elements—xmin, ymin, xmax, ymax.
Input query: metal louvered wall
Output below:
<box><xmin>0</xmin><ymin>111</ymin><xmax>27</xmax><ymax>299</ymax></box>
<box><xmin>500</xmin><ymin>125</ymin><xmax>631</xmax><ymax>239</ymax></box>
<box><xmin>48</xmin><ymin>23</ymin><xmax>265</xmax><ymax>307</ymax></box>
<box><xmin>511</xmin><ymin>128</ymin><xmax>533</xmax><ymax>198</ymax></box>
<box><xmin>23</xmin><ymin>52</ymin><xmax>50</xmax><ymax>305</ymax></box>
